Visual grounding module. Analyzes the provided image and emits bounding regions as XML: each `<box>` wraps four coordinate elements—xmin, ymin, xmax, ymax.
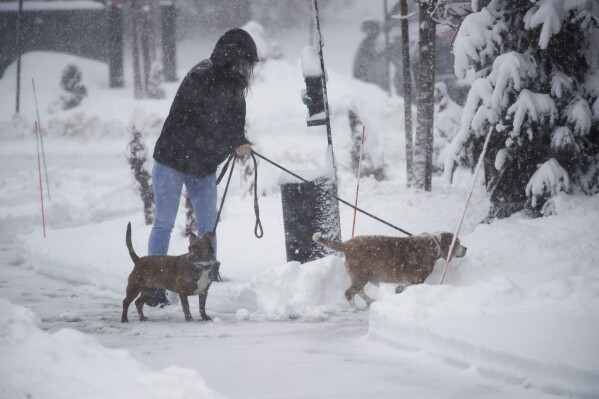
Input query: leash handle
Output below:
<box><xmin>251</xmin><ymin>153</ymin><xmax>264</xmax><ymax>238</ymax></box>
<box><xmin>213</xmin><ymin>153</ymin><xmax>264</xmax><ymax>239</ymax></box>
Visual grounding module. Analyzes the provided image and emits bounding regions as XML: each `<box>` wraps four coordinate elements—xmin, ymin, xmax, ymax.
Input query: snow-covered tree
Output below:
<box><xmin>446</xmin><ymin>0</ymin><xmax>599</xmax><ymax>219</ymax></box>
<box><xmin>434</xmin><ymin>82</ymin><xmax>462</xmax><ymax>173</ymax></box>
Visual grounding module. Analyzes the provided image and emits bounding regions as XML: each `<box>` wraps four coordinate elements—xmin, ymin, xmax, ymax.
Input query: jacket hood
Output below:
<box><xmin>210</xmin><ymin>28</ymin><xmax>259</xmax><ymax>67</ymax></box>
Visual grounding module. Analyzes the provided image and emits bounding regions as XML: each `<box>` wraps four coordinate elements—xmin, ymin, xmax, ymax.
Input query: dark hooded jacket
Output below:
<box><xmin>153</xmin><ymin>29</ymin><xmax>259</xmax><ymax>177</ymax></box>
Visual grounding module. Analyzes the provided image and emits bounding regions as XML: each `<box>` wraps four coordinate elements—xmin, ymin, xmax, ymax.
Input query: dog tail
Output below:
<box><xmin>126</xmin><ymin>222</ymin><xmax>140</xmax><ymax>263</ymax></box>
<box><xmin>312</xmin><ymin>232</ymin><xmax>346</xmax><ymax>253</ymax></box>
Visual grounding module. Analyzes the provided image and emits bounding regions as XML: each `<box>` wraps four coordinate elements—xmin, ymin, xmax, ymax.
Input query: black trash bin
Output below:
<box><xmin>280</xmin><ymin>174</ymin><xmax>341</xmax><ymax>263</ymax></box>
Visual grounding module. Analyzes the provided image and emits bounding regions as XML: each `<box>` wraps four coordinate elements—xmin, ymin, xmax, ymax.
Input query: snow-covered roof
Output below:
<box><xmin>0</xmin><ymin>1</ymin><xmax>104</xmax><ymax>12</ymax></box>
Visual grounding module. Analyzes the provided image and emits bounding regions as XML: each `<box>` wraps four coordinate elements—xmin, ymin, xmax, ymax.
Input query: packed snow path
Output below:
<box><xmin>0</xmin><ymin>242</ymin><xmax>559</xmax><ymax>399</ymax></box>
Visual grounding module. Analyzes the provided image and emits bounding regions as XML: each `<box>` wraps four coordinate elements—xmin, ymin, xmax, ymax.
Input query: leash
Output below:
<box><xmin>213</xmin><ymin>153</ymin><xmax>263</xmax><ymax>238</ymax></box>
<box><xmin>252</xmin><ymin>150</ymin><xmax>413</xmax><ymax>236</ymax></box>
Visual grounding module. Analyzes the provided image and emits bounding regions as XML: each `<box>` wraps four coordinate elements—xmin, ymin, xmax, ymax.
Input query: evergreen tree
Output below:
<box><xmin>447</xmin><ymin>0</ymin><xmax>599</xmax><ymax>219</ymax></box>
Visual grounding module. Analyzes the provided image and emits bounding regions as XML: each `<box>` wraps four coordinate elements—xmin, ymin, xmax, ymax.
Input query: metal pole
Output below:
<box><xmin>15</xmin><ymin>0</ymin><xmax>24</xmax><ymax>113</ymax></box>
<box><xmin>382</xmin><ymin>0</ymin><xmax>392</xmax><ymax>96</ymax></box>
<box><xmin>312</xmin><ymin>0</ymin><xmax>333</xmax><ymax>148</ymax></box>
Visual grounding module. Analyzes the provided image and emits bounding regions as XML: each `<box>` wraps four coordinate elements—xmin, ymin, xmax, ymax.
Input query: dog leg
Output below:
<box><xmin>199</xmin><ymin>290</ymin><xmax>212</xmax><ymax>321</ymax></box>
<box><xmin>357</xmin><ymin>288</ymin><xmax>375</xmax><ymax>306</ymax></box>
<box><xmin>179</xmin><ymin>294</ymin><xmax>193</xmax><ymax>321</ymax></box>
<box><xmin>395</xmin><ymin>284</ymin><xmax>407</xmax><ymax>294</ymax></box>
<box><xmin>345</xmin><ymin>282</ymin><xmax>367</xmax><ymax>309</ymax></box>
<box><xmin>134</xmin><ymin>296</ymin><xmax>149</xmax><ymax>321</ymax></box>
<box><xmin>122</xmin><ymin>284</ymin><xmax>142</xmax><ymax>323</ymax></box>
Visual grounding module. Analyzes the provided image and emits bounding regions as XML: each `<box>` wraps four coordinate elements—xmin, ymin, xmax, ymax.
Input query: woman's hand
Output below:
<box><xmin>235</xmin><ymin>144</ymin><xmax>252</xmax><ymax>158</ymax></box>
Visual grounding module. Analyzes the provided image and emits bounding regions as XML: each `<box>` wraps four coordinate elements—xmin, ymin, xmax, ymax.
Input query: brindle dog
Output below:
<box><xmin>121</xmin><ymin>222</ymin><xmax>218</xmax><ymax>322</ymax></box>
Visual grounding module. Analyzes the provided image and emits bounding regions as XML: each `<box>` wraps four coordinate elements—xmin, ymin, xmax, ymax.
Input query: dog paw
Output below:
<box><xmin>121</xmin><ymin>318</ymin><xmax>128</xmax><ymax>323</ymax></box>
<box><xmin>201</xmin><ymin>315</ymin><xmax>213</xmax><ymax>322</ymax></box>
<box><xmin>185</xmin><ymin>316</ymin><xmax>194</xmax><ymax>322</ymax></box>
<box><xmin>139</xmin><ymin>316</ymin><xmax>149</xmax><ymax>321</ymax></box>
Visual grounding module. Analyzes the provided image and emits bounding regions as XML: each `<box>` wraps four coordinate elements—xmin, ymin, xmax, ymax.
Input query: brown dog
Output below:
<box><xmin>313</xmin><ymin>232</ymin><xmax>467</xmax><ymax>306</ymax></box>
<box><xmin>121</xmin><ymin>222</ymin><xmax>218</xmax><ymax>322</ymax></box>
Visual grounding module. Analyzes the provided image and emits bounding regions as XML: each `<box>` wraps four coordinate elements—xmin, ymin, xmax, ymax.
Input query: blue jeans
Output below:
<box><xmin>148</xmin><ymin>161</ymin><xmax>217</xmax><ymax>256</ymax></box>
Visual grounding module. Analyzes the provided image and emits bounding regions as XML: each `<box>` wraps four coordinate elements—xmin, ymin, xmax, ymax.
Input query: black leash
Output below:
<box><xmin>252</xmin><ymin>150</ymin><xmax>413</xmax><ymax>237</ymax></box>
<box><xmin>213</xmin><ymin>154</ymin><xmax>263</xmax><ymax>238</ymax></box>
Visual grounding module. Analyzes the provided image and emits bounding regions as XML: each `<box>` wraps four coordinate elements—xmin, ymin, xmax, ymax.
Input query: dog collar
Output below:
<box><xmin>192</xmin><ymin>259</ymin><xmax>220</xmax><ymax>271</ymax></box>
<box><xmin>423</xmin><ymin>234</ymin><xmax>442</xmax><ymax>258</ymax></box>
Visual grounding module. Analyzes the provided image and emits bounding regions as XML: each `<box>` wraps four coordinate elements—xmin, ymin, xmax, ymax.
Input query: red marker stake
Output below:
<box><xmin>34</xmin><ymin>121</ymin><xmax>46</xmax><ymax>238</ymax></box>
<box><xmin>351</xmin><ymin>125</ymin><xmax>366</xmax><ymax>238</ymax></box>
<box><xmin>439</xmin><ymin>126</ymin><xmax>494</xmax><ymax>284</ymax></box>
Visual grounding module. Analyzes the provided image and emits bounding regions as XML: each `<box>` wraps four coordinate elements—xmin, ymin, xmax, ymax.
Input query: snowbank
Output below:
<box><xmin>0</xmin><ymin>298</ymin><xmax>223</xmax><ymax>399</ymax></box>
<box><xmin>369</xmin><ymin>194</ymin><xmax>599</xmax><ymax>398</ymax></box>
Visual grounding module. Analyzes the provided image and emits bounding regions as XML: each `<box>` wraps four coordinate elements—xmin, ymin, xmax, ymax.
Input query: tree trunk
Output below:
<box><xmin>399</xmin><ymin>0</ymin><xmax>414</xmax><ymax>186</ymax></box>
<box><xmin>131</xmin><ymin>0</ymin><xmax>159</xmax><ymax>99</ymax></box>
<box><xmin>131</xmin><ymin>0</ymin><xmax>144</xmax><ymax>99</ymax></box>
<box><xmin>414</xmin><ymin>0</ymin><xmax>436</xmax><ymax>191</ymax></box>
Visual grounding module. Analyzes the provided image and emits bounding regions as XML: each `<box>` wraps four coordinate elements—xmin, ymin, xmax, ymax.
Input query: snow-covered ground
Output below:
<box><xmin>1</xmin><ymin>18</ymin><xmax>599</xmax><ymax>399</ymax></box>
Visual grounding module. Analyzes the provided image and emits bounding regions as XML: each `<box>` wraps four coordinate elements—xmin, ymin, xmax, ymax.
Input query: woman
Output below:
<box><xmin>146</xmin><ymin>29</ymin><xmax>259</xmax><ymax>307</ymax></box>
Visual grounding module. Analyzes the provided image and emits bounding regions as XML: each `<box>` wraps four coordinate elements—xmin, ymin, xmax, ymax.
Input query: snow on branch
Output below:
<box><xmin>489</xmin><ymin>52</ymin><xmax>538</xmax><ymax>110</ymax></box>
<box><xmin>525</xmin><ymin>158</ymin><xmax>570</xmax><ymax>208</ymax></box>
<box><xmin>507</xmin><ymin>89</ymin><xmax>557</xmax><ymax>136</ymax></box>
<box><xmin>551</xmin><ymin>71</ymin><xmax>574</xmax><ymax>99</ymax></box>
<box><xmin>453</xmin><ymin>7</ymin><xmax>507</xmax><ymax>79</ymax></box>
<box><xmin>462</xmin><ymin>78</ymin><xmax>495</xmax><ymax>133</ymax></box>
<box><xmin>551</xmin><ymin>126</ymin><xmax>575</xmax><ymax>150</ymax></box>
<box><xmin>564</xmin><ymin>97</ymin><xmax>593</xmax><ymax>136</ymax></box>
<box><xmin>524</xmin><ymin>0</ymin><xmax>592</xmax><ymax>49</ymax></box>
<box><xmin>524</xmin><ymin>0</ymin><xmax>563</xmax><ymax>49</ymax></box>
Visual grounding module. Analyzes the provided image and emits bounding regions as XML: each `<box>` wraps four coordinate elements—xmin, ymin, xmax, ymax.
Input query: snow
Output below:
<box><xmin>301</xmin><ymin>45</ymin><xmax>322</xmax><ymax>78</ymax></box>
<box><xmin>506</xmin><ymin>89</ymin><xmax>557</xmax><ymax>137</ymax></box>
<box><xmin>524</xmin><ymin>0</ymin><xmax>592</xmax><ymax>50</ymax></box>
<box><xmin>550</xmin><ymin>71</ymin><xmax>574</xmax><ymax>99</ymax></box>
<box><xmin>0</xmin><ymin>299</ymin><xmax>222</xmax><ymax>399</ymax></box>
<box><xmin>453</xmin><ymin>7</ymin><xmax>507</xmax><ymax>79</ymax></box>
<box><xmin>1</xmin><ymin>23</ymin><xmax>599</xmax><ymax>399</ymax></box>
<box><xmin>525</xmin><ymin>159</ymin><xmax>571</xmax><ymax>208</ymax></box>
<box><xmin>565</xmin><ymin>97</ymin><xmax>593</xmax><ymax>136</ymax></box>
<box><xmin>489</xmin><ymin>52</ymin><xmax>538</xmax><ymax>111</ymax></box>
<box><xmin>524</xmin><ymin>0</ymin><xmax>564</xmax><ymax>50</ymax></box>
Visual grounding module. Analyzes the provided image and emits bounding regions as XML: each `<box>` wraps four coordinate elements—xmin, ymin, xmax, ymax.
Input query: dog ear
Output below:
<box><xmin>440</xmin><ymin>232</ymin><xmax>453</xmax><ymax>248</ymax></box>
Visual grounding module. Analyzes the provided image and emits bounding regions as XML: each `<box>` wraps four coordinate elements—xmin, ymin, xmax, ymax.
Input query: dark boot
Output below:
<box><xmin>209</xmin><ymin>261</ymin><xmax>222</xmax><ymax>282</ymax></box>
<box><xmin>142</xmin><ymin>288</ymin><xmax>170</xmax><ymax>307</ymax></box>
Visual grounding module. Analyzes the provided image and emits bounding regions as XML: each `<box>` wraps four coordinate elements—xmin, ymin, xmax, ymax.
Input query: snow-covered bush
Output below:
<box><xmin>126</xmin><ymin>126</ymin><xmax>154</xmax><ymax>225</ymax></box>
<box><xmin>49</xmin><ymin>64</ymin><xmax>87</xmax><ymax>112</ymax></box>
<box><xmin>446</xmin><ymin>0</ymin><xmax>599</xmax><ymax>219</ymax></box>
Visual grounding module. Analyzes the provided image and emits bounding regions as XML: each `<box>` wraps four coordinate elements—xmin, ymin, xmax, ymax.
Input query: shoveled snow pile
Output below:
<box><xmin>0</xmin><ymin>298</ymin><xmax>223</xmax><ymax>399</ymax></box>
